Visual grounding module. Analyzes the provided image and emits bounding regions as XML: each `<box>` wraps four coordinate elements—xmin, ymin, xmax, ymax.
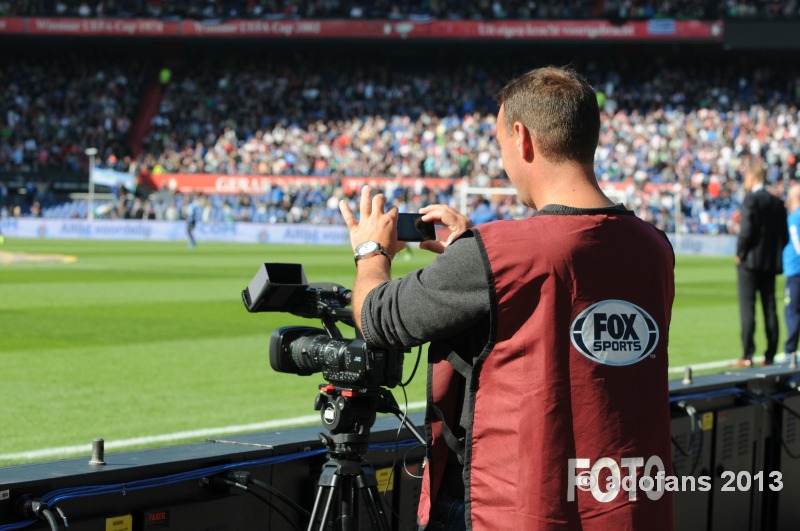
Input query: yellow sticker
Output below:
<box><xmin>375</xmin><ymin>467</ymin><xmax>394</xmax><ymax>492</ymax></box>
<box><xmin>701</xmin><ymin>412</ymin><xmax>714</xmax><ymax>431</ymax></box>
<box><xmin>106</xmin><ymin>514</ymin><xmax>132</xmax><ymax>531</ymax></box>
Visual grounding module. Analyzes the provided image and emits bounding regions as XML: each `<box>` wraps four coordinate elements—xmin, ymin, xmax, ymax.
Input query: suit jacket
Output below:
<box><xmin>737</xmin><ymin>189</ymin><xmax>789</xmax><ymax>274</ymax></box>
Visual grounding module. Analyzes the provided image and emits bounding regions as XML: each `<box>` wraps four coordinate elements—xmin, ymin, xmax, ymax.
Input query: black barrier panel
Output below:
<box><xmin>19</xmin><ymin>496</ymin><xmax>249</xmax><ymax>531</ymax></box>
<box><xmin>0</xmin><ymin>415</ymin><xmax>425</xmax><ymax>530</ymax></box>
<box><xmin>671</xmin><ymin>410</ymin><xmax>714</xmax><ymax>531</ymax></box>
<box><xmin>776</xmin><ymin>394</ymin><xmax>800</xmax><ymax>531</ymax></box>
<box><xmin>5</xmin><ymin>369</ymin><xmax>800</xmax><ymax>531</ymax></box>
<box><xmin>708</xmin><ymin>405</ymin><xmax>761</xmax><ymax>531</ymax></box>
<box><xmin>669</xmin><ymin>369</ymin><xmax>750</xmax><ymax>531</ymax></box>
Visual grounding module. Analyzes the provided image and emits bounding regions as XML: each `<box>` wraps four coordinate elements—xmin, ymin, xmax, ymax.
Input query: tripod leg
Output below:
<box><xmin>318</xmin><ymin>485</ymin><xmax>339</xmax><ymax>531</ymax></box>
<box><xmin>308</xmin><ymin>484</ymin><xmax>335</xmax><ymax>531</ymax></box>
<box><xmin>338</xmin><ymin>476</ymin><xmax>355</xmax><ymax>531</ymax></box>
<box><xmin>355</xmin><ymin>471</ymin><xmax>392</xmax><ymax>531</ymax></box>
<box><xmin>309</xmin><ymin>463</ymin><xmax>344</xmax><ymax>531</ymax></box>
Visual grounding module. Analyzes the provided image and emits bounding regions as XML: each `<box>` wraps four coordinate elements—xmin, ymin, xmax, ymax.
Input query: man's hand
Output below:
<box><xmin>418</xmin><ymin>204</ymin><xmax>474</xmax><ymax>254</ymax></box>
<box><xmin>338</xmin><ymin>186</ymin><xmax>403</xmax><ymax>332</ymax></box>
<box><xmin>339</xmin><ymin>185</ymin><xmax>405</xmax><ymax>258</ymax></box>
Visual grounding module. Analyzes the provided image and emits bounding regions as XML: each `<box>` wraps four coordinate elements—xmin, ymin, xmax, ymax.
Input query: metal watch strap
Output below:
<box><xmin>354</xmin><ymin>248</ymin><xmax>391</xmax><ymax>265</ymax></box>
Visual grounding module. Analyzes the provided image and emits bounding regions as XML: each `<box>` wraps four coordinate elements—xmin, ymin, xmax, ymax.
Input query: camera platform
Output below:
<box><xmin>308</xmin><ymin>387</ymin><xmax>391</xmax><ymax>531</ymax></box>
<box><xmin>308</xmin><ymin>431</ymin><xmax>391</xmax><ymax>531</ymax></box>
<box><xmin>307</xmin><ymin>386</ymin><xmax>424</xmax><ymax>531</ymax></box>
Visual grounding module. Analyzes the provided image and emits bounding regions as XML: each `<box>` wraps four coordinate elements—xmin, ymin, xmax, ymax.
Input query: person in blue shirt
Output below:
<box><xmin>468</xmin><ymin>198</ymin><xmax>500</xmax><ymax>225</ymax></box>
<box><xmin>783</xmin><ymin>184</ymin><xmax>800</xmax><ymax>360</ymax></box>
<box><xmin>186</xmin><ymin>193</ymin><xmax>201</xmax><ymax>249</ymax></box>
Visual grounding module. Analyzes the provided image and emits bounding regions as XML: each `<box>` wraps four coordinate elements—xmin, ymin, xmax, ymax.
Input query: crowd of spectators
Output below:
<box><xmin>133</xmin><ymin>51</ymin><xmax>798</xmax><ymax>234</ymax></box>
<box><xmin>2</xmin><ymin>47</ymin><xmax>799</xmax><ymax>235</ymax></box>
<box><xmin>0</xmin><ymin>50</ymin><xmax>146</xmax><ymax>175</ymax></box>
<box><xmin>141</xmin><ymin>53</ymin><xmax>799</xmax><ymax>178</ymax></box>
<box><xmin>1</xmin><ymin>0</ymin><xmax>797</xmax><ymax>20</ymax></box>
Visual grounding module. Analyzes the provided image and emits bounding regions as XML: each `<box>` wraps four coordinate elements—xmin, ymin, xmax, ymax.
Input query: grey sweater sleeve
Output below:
<box><xmin>360</xmin><ymin>234</ymin><xmax>491</xmax><ymax>349</ymax></box>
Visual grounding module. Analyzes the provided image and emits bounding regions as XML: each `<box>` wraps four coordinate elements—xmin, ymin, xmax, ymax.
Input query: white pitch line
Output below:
<box><xmin>0</xmin><ymin>401</ymin><xmax>428</xmax><ymax>463</ymax></box>
<box><xmin>4</xmin><ymin>354</ymin><xmax>797</xmax><ymax>464</ymax></box>
<box><xmin>667</xmin><ymin>353</ymin><xmax>791</xmax><ymax>374</ymax></box>
<box><xmin>668</xmin><ymin>358</ymin><xmax>741</xmax><ymax>373</ymax></box>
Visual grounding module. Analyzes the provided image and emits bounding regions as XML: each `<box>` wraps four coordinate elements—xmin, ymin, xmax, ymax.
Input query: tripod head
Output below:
<box><xmin>314</xmin><ymin>384</ymin><xmax>425</xmax><ymax>459</ymax></box>
<box><xmin>308</xmin><ymin>384</ymin><xmax>425</xmax><ymax>531</ymax></box>
<box><xmin>314</xmin><ymin>384</ymin><xmax>376</xmax><ymax>461</ymax></box>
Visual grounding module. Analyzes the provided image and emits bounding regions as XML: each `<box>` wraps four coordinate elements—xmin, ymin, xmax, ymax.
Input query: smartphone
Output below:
<box><xmin>397</xmin><ymin>213</ymin><xmax>436</xmax><ymax>242</ymax></box>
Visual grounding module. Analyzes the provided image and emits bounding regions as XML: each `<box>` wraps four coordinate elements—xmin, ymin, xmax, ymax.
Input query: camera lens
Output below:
<box><xmin>291</xmin><ymin>334</ymin><xmax>368</xmax><ymax>375</ymax></box>
<box><xmin>269</xmin><ymin>325</ymin><xmax>401</xmax><ymax>388</ymax></box>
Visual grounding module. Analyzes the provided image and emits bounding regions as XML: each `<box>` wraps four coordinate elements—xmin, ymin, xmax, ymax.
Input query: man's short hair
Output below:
<box><xmin>496</xmin><ymin>66</ymin><xmax>600</xmax><ymax>164</ymax></box>
<box><xmin>744</xmin><ymin>159</ymin><xmax>766</xmax><ymax>184</ymax></box>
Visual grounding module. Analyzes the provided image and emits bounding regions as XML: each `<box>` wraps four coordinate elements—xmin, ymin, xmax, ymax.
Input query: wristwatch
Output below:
<box><xmin>354</xmin><ymin>241</ymin><xmax>391</xmax><ymax>265</ymax></box>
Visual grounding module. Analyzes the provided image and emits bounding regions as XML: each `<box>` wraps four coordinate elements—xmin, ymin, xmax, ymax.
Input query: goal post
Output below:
<box><xmin>458</xmin><ymin>184</ymin><xmax>630</xmax><ymax>214</ymax></box>
<box><xmin>457</xmin><ymin>184</ymin><xmax>682</xmax><ymax>246</ymax></box>
<box><xmin>458</xmin><ymin>185</ymin><xmax>518</xmax><ymax>215</ymax></box>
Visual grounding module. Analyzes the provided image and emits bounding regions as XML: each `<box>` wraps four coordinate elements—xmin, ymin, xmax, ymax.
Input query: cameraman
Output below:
<box><xmin>339</xmin><ymin>66</ymin><xmax>675</xmax><ymax>531</ymax></box>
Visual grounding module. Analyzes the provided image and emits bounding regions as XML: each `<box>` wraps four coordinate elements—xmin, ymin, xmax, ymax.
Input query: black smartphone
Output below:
<box><xmin>396</xmin><ymin>213</ymin><xmax>436</xmax><ymax>242</ymax></box>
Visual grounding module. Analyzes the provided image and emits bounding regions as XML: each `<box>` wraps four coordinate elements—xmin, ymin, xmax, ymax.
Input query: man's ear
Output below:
<box><xmin>513</xmin><ymin>122</ymin><xmax>534</xmax><ymax>162</ymax></box>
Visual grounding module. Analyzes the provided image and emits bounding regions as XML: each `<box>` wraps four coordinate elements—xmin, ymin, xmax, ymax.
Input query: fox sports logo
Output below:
<box><xmin>570</xmin><ymin>300</ymin><xmax>659</xmax><ymax>366</ymax></box>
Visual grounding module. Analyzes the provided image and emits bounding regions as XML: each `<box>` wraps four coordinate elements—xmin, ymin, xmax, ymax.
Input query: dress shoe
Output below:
<box><xmin>731</xmin><ymin>359</ymin><xmax>753</xmax><ymax>368</ymax></box>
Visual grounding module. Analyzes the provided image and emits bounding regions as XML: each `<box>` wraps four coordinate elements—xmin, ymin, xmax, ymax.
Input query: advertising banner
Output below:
<box><xmin>428</xmin><ymin>19</ymin><xmax>722</xmax><ymax>40</ymax></box>
<box><xmin>0</xmin><ymin>218</ymin><xmax>350</xmax><ymax>246</ymax></box>
<box><xmin>22</xmin><ymin>17</ymin><xmax>180</xmax><ymax>36</ymax></box>
<box><xmin>1</xmin><ymin>17</ymin><xmax>722</xmax><ymax>41</ymax></box>
<box><xmin>667</xmin><ymin>234</ymin><xmax>735</xmax><ymax>256</ymax></box>
<box><xmin>0</xmin><ymin>17</ymin><xmax>24</xmax><ymax>34</ymax></box>
<box><xmin>148</xmin><ymin>174</ymin><xmax>335</xmax><ymax>195</ymax></box>
<box><xmin>0</xmin><ymin>218</ymin><xmax>733</xmax><ymax>255</ymax></box>
<box><xmin>147</xmin><ymin>173</ymin><xmax>456</xmax><ymax>195</ymax></box>
<box><xmin>181</xmin><ymin>19</ymin><xmax>390</xmax><ymax>38</ymax></box>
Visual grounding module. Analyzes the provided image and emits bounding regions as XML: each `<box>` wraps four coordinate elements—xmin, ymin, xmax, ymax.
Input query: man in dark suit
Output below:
<box><xmin>733</xmin><ymin>161</ymin><xmax>789</xmax><ymax>367</ymax></box>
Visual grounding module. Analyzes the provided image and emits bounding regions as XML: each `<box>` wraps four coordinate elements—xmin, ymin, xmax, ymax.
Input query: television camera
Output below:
<box><xmin>242</xmin><ymin>263</ymin><xmax>424</xmax><ymax>530</ymax></box>
<box><xmin>241</xmin><ymin>262</ymin><xmax>404</xmax><ymax>391</ymax></box>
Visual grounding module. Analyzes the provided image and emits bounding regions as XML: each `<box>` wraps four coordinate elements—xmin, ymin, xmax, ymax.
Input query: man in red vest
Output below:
<box><xmin>340</xmin><ymin>66</ymin><xmax>675</xmax><ymax>531</ymax></box>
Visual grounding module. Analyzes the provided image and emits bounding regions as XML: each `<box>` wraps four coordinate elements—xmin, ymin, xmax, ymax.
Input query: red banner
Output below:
<box><xmin>0</xmin><ymin>17</ymin><xmax>24</xmax><ymax>34</ymax></box>
<box><xmin>149</xmin><ymin>174</ymin><xmax>331</xmax><ymax>194</ymax></box>
<box><xmin>0</xmin><ymin>17</ymin><xmax>722</xmax><ymax>41</ymax></box>
<box><xmin>181</xmin><ymin>19</ymin><xmax>390</xmax><ymax>38</ymax></box>
<box><xmin>23</xmin><ymin>17</ymin><xmax>179</xmax><ymax>36</ymax></box>
<box><xmin>435</xmin><ymin>19</ymin><xmax>722</xmax><ymax>40</ymax></box>
<box><xmin>147</xmin><ymin>173</ymin><xmax>457</xmax><ymax>195</ymax></box>
<box><xmin>340</xmin><ymin>176</ymin><xmax>455</xmax><ymax>194</ymax></box>
<box><xmin>171</xmin><ymin>19</ymin><xmax>724</xmax><ymax>40</ymax></box>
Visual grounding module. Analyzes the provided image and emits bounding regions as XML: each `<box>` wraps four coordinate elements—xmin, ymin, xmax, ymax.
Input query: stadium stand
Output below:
<box><xmin>0</xmin><ymin>50</ymin><xmax>146</xmax><ymax>173</ymax></box>
<box><xmin>0</xmin><ymin>7</ymin><xmax>798</xmax><ymax>235</ymax></box>
<box><xmin>2</xmin><ymin>0</ymin><xmax>797</xmax><ymax>20</ymax></box>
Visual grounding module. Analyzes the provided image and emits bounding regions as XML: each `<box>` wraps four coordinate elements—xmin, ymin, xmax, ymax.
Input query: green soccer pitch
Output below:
<box><xmin>0</xmin><ymin>238</ymin><xmax>786</xmax><ymax>466</ymax></box>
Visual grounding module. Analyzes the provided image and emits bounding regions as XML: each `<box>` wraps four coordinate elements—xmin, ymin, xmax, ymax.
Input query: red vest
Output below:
<box><xmin>418</xmin><ymin>212</ymin><xmax>676</xmax><ymax>530</ymax></box>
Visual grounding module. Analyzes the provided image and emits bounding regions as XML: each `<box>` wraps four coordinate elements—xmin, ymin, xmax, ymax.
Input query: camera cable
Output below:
<box><xmin>213</xmin><ymin>476</ymin><xmax>303</xmax><ymax>531</ymax></box>
<box><xmin>377</xmin><ymin>362</ymin><xmax>427</xmax><ymax>527</ymax></box>
<box><xmin>741</xmin><ymin>388</ymin><xmax>800</xmax><ymax>460</ymax></box>
<box><xmin>671</xmin><ymin>401</ymin><xmax>704</xmax><ymax>476</ymax></box>
<box><xmin>0</xmin><ymin>450</ymin><xmax>327</xmax><ymax>531</ymax></box>
<box><xmin>400</xmin><ymin>345</ymin><xmax>423</xmax><ymax>388</ymax></box>
<box><xmin>226</xmin><ymin>471</ymin><xmax>311</xmax><ymax>520</ymax></box>
<box><xmin>13</xmin><ymin>500</ymin><xmax>61</xmax><ymax>531</ymax></box>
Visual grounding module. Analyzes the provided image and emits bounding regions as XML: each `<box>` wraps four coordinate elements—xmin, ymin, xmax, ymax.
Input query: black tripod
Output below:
<box><xmin>307</xmin><ymin>386</ymin><xmax>425</xmax><ymax>531</ymax></box>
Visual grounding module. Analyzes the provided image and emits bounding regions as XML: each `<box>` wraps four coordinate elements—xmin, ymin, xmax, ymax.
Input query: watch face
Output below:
<box><xmin>356</xmin><ymin>241</ymin><xmax>380</xmax><ymax>255</ymax></box>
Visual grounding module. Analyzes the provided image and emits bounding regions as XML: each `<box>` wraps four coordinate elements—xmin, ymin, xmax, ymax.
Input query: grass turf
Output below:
<box><xmin>0</xmin><ymin>239</ymin><xmax>431</xmax><ymax>466</ymax></box>
<box><xmin>0</xmin><ymin>239</ymin><xmax>783</xmax><ymax>466</ymax></box>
